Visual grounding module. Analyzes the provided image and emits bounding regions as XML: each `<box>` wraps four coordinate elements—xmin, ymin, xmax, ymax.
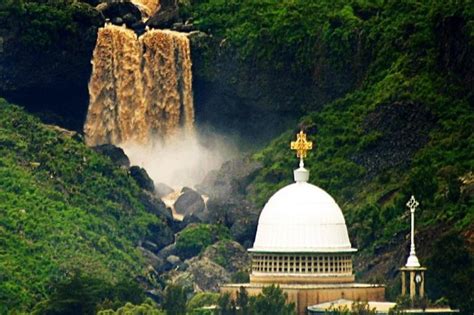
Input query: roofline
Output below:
<box><xmin>248</xmin><ymin>248</ymin><xmax>358</xmax><ymax>254</ymax></box>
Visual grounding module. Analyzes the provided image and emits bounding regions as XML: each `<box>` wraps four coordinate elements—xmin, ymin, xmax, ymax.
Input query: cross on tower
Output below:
<box><xmin>290</xmin><ymin>131</ymin><xmax>313</xmax><ymax>167</ymax></box>
<box><xmin>406</xmin><ymin>195</ymin><xmax>420</xmax><ymax>268</ymax></box>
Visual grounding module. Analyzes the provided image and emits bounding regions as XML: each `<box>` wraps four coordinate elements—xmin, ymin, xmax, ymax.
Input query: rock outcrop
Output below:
<box><xmin>197</xmin><ymin>157</ymin><xmax>262</xmax><ymax>247</ymax></box>
<box><xmin>93</xmin><ymin>144</ymin><xmax>131</xmax><ymax>168</ymax></box>
<box><xmin>130</xmin><ymin>165</ymin><xmax>155</xmax><ymax>192</ymax></box>
<box><xmin>146</xmin><ymin>0</ymin><xmax>179</xmax><ymax>29</ymax></box>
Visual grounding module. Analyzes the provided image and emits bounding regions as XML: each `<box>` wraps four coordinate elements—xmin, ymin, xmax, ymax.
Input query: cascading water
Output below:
<box><xmin>84</xmin><ymin>24</ymin><xmax>231</xmax><ymax>188</ymax></box>
<box><xmin>84</xmin><ymin>24</ymin><xmax>194</xmax><ymax>147</ymax></box>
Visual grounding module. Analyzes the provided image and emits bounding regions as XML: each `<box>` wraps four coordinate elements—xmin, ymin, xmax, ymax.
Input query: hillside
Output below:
<box><xmin>0</xmin><ymin>0</ymin><xmax>472</xmax><ymax>314</ymax></box>
<box><xmin>0</xmin><ymin>100</ymin><xmax>171</xmax><ymax>313</ymax></box>
<box><xmin>183</xmin><ymin>0</ymin><xmax>474</xmax><ymax>312</ymax></box>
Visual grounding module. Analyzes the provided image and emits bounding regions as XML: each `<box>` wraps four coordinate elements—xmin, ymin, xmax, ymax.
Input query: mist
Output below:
<box><xmin>120</xmin><ymin>129</ymin><xmax>238</xmax><ymax>189</ymax></box>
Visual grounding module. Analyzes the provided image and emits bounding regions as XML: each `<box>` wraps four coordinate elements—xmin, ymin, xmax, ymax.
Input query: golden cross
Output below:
<box><xmin>291</xmin><ymin>131</ymin><xmax>313</xmax><ymax>164</ymax></box>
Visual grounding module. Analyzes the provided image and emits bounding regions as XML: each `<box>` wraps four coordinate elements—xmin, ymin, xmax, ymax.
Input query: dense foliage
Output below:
<box><xmin>98</xmin><ymin>299</ymin><xmax>164</xmax><ymax>315</ymax></box>
<box><xmin>0</xmin><ymin>0</ymin><xmax>99</xmax><ymax>49</ymax></box>
<box><xmin>175</xmin><ymin>224</ymin><xmax>231</xmax><ymax>259</ymax></box>
<box><xmin>218</xmin><ymin>285</ymin><xmax>295</xmax><ymax>315</ymax></box>
<box><xmin>0</xmin><ymin>100</ymin><xmax>161</xmax><ymax>313</ymax></box>
<box><xmin>184</xmin><ymin>0</ymin><xmax>473</xmax><ymax>312</ymax></box>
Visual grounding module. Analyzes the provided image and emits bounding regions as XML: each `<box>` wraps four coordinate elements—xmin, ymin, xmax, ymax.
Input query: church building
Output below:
<box><xmin>220</xmin><ymin>131</ymin><xmax>385</xmax><ymax>315</ymax></box>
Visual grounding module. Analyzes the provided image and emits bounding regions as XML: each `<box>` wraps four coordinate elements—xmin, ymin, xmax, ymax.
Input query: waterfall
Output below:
<box><xmin>84</xmin><ymin>24</ymin><xmax>194</xmax><ymax>147</ymax></box>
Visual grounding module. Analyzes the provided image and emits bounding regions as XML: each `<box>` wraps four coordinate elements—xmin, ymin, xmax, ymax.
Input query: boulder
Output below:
<box><xmin>138</xmin><ymin>246</ymin><xmax>165</xmax><ymax>271</ymax></box>
<box><xmin>146</xmin><ymin>0</ymin><xmax>178</xmax><ymax>29</ymax></box>
<box><xmin>166</xmin><ymin>255</ymin><xmax>185</xmax><ymax>270</ymax></box>
<box><xmin>139</xmin><ymin>191</ymin><xmax>173</xmax><ymax>222</ymax></box>
<box><xmin>147</xmin><ymin>222</ymin><xmax>174</xmax><ymax>252</ymax></box>
<box><xmin>196</xmin><ymin>157</ymin><xmax>262</xmax><ymax>247</ymax></box>
<box><xmin>174</xmin><ymin>188</ymin><xmax>205</xmax><ymax>218</ymax></box>
<box><xmin>157</xmin><ymin>243</ymin><xmax>178</xmax><ymax>259</ymax></box>
<box><xmin>197</xmin><ymin>157</ymin><xmax>262</xmax><ymax>201</ymax></box>
<box><xmin>155</xmin><ymin>182</ymin><xmax>174</xmax><ymax>198</ymax></box>
<box><xmin>92</xmin><ymin>144</ymin><xmax>130</xmax><ymax>168</ymax></box>
<box><xmin>142</xmin><ymin>240</ymin><xmax>159</xmax><ymax>252</ymax></box>
<box><xmin>202</xmin><ymin>240</ymin><xmax>250</xmax><ymax>273</ymax></box>
<box><xmin>186</xmin><ymin>257</ymin><xmax>231</xmax><ymax>292</ymax></box>
<box><xmin>99</xmin><ymin>2</ymin><xmax>142</xmax><ymax>27</ymax></box>
<box><xmin>130</xmin><ymin>165</ymin><xmax>155</xmax><ymax>192</ymax></box>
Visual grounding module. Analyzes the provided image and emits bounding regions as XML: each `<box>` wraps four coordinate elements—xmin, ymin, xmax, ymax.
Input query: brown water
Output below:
<box><xmin>84</xmin><ymin>24</ymin><xmax>194</xmax><ymax>146</ymax></box>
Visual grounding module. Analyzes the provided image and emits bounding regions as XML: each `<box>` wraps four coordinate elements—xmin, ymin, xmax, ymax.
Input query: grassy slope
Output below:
<box><xmin>185</xmin><ymin>0</ymin><xmax>473</xmax><ymax>311</ymax></box>
<box><xmin>0</xmin><ymin>100</ymin><xmax>160</xmax><ymax>312</ymax></box>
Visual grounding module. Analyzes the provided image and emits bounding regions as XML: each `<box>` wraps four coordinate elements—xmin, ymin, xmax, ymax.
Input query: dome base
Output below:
<box><xmin>250</xmin><ymin>273</ymin><xmax>355</xmax><ymax>285</ymax></box>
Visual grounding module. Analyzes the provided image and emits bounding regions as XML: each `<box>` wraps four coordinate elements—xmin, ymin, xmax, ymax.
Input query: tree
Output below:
<box><xmin>98</xmin><ymin>298</ymin><xmax>164</xmax><ymax>315</ymax></box>
<box><xmin>217</xmin><ymin>292</ymin><xmax>235</xmax><ymax>315</ymax></box>
<box><xmin>236</xmin><ymin>286</ymin><xmax>249</xmax><ymax>315</ymax></box>
<box><xmin>163</xmin><ymin>284</ymin><xmax>187</xmax><ymax>315</ymax></box>
<box><xmin>250</xmin><ymin>285</ymin><xmax>295</xmax><ymax>315</ymax></box>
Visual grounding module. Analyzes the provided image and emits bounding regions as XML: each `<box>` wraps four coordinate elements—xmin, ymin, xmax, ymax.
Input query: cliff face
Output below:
<box><xmin>0</xmin><ymin>1</ymin><xmax>103</xmax><ymax>130</ymax></box>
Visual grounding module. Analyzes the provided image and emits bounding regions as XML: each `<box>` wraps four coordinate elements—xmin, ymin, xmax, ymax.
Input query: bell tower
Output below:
<box><xmin>400</xmin><ymin>196</ymin><xmax>426</xmax><ymax>301</ymax></box>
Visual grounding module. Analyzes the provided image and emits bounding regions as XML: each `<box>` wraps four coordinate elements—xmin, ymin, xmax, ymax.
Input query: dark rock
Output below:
<box><xmin>174</xmin><ymin>189</ymin><xmax>205</xmax><ymax>217</ymax></box>
<box><xmin>147</xmin><ymin>221</ymin><xmax>174</xmax><ymax>252</ymax></box>
<box><xmin>197</xmin><ymin>157</ymin><xmax>262</xmax><ymax>201</ymax></box>
<box><xmin>131</xmin><ymin>21</ymin><xmax>146</xmax><ymax>35</ymax></box>
<box><xmin>100</xmin><ymin>2</ymin><xmax>142</xmax><ymax>28</ymax></box>
<box><xmin>157</xmin><ymin>243</ymin><xmax>177</xmax><ymax>259</ymax></box>
<box><xmin>435</xmin><ymin>15</ymin><xmax>473</xmax><ymax>88</ymax></box>
<box><xmin>172</xmin><ymin>22</ymin><xmax>195</xmax><ymax>32</ymax></box>
<box><xmin>155</xmin><ymin>183</ymin><xmax>174</xmax><ymax>198</ymax></box>
<box><xmin>138</xmin><ymin>246</ymin><xmax>165</xmax><ymax>271</ymax></box>
<box><xmin>1</xmin><ymin>2</ymin><xmax>103</xmax><ymax>132</ymax></box>
<box><xmin>139</xmin><ymin>191</ymin><xmax>173</xmax><ymax>222</ymax></box>
<box><xmin>202</xmin><ymin>240</ymin><xmax>250</xmax><ymax>273</ymax></box>
<box><xmin>146</xmin><ymin>0</ymin><xmax>178</xmax><ymax>29</ymax></box>
<box><xmin>186</xmin><ymin>257</ymin><xmax>230</xmax><ymax>292</ymax></box>
<box><xmin>93</xmin><ymin>144</ymin><xmax>130</xmax><ymax>168</ymax></box>
<box><xmin>130</xmin><ymin>166</ymin><xmax>155</xmax><ymax>192</ymax></box>
<box><xmin>196</xmin><ymin>157</ymin><xmax>262</xmax><ymax>246</ymax></box>
<box><xmin>181</xmin><ymin>186</ymin><xmax>193</xmax><ymax>193</ymax></box>
<box><xmin>352</xmin><ymin>101</ymin><xmax>437</xmax><ymax>178</ymax></box>
<box><xmin>142</xmin><ymin>240</ymin><xmax>159</xmax><ymax>252</ymax></box>
<box><xmin>111</xmin><ymin>17</ymin><xmax>124</xmax><ymax>25</ymax></box>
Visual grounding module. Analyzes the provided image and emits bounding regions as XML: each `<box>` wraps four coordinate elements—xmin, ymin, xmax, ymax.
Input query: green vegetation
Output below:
<box><xmin>218</xmin><ymin>285</ymin><xmax>295</xmax><ymax>315</ymax></box>
<box><xmin>98</xmin><ymin>299</ymin><xmax>164</xmax><ymax>315</ymax></box>
<box><xmin>163</xmin><ymin>284</ymin><xmax>188</xmax><ymax>315</ymax></box>
<box><xmin>184</xmin><ymin>0</ymin><xmax>473</xmax><ymax>313</ymax></box>
<box><xmin>326</xmin><ymin>301</ymin><xmax>377</xmax><ymax>315</ymax></box>
<box><xmin>187</xmin><ymin>292</ymin><xmax>220</xmax><ymax>313</ymax></box>
<box><xmin>0</xmin><ymin>100</ymin><xmax>162</xmax><ymax>313</ymax></box>
<box><xmin>0</xmin><ymin>0</ymin><xmax>100</xmax><ymax>50</ymax></box>
<box><xmin>176</xmin><ymin>224</ymin><xmax>231</xmax><ymax>259</ymax></box>
<box><xmin>32</xmin><ymin>270</ymin><xmax>145</xmax><ymax>314</ymax></box>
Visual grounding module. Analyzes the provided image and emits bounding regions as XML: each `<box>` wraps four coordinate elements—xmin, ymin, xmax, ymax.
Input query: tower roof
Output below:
<box><xmin>249</xmin><ymin>131</ymin><xmax>355</xmax><ymax>253</ymax></box>
<box><xmin>249</xmin><ymin>172</ymin><xmax>356</xmax><ymax>253</ymax></box>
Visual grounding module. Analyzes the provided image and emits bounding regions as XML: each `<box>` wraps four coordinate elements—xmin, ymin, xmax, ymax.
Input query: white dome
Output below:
<box><xmin>250</xmin><ymin>169</ymin><xmax>356</xmax><ymax>253</ymax></box>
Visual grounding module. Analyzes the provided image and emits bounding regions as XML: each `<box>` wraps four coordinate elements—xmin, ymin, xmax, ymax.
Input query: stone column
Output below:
<box><xmin>401</xmin><ymin>271</ymin><xmax>406</xmax><ymax>296</ymax></box>
<box><xmin>410</xmin><ymin>271</ymin><xmax>415</xmax><ymax>299</ymax></box>
<box><xmin>420</xmin><ymin>271</ymin><xmax>425</xmax><ymax>298</ymax></box>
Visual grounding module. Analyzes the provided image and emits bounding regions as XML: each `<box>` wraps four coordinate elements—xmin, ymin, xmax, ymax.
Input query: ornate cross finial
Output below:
<box><xmin>406</xmin><ymin>195</ymin><xmax>419</xmax><ymax>213</ymax></box>
<box><xmin>405</xmin><ymin>195</ymin><xmax>421</xmax><ymax>268</ymax></box>
<box><xmin>291</xmin><ymin>130</ymin><xmax>313</xmax><ymax>167</ymax></box>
